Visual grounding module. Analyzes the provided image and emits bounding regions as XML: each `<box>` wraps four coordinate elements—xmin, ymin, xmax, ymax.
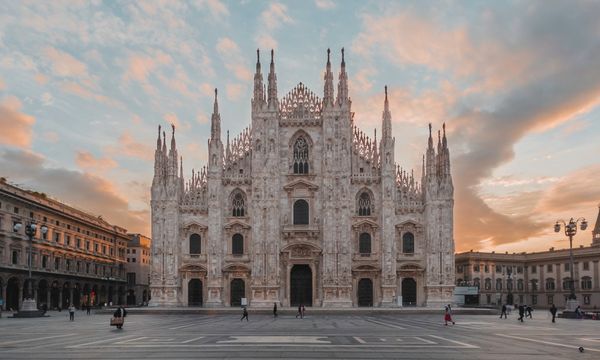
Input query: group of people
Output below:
<box><xmin>241</xmin><ymin>303</ymin><xmax>307</xmax><ymax>321</ymax></box>
<box><xmin>500</xmin><ymin>303</ymin><xmax>533</xmax><ymax>322</ymax></box>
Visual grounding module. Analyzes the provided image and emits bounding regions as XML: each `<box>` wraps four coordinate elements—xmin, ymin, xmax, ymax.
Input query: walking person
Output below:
<box><xmin>296</xmin><ymin>304</ymin><xmax>303</xmax><ymax>319</ymax></box>
<box><xmin>273</xmin><ymin>303</ymin><xmax>278</xmax><ymax>318</ymax></box>
<box><xmin>301</xmin><ymin>304</ymin><xmax>306</xmax><ymax>318</ymax></box>
<box><xmin>444</xmin><ymin>305</ymin><xmax>455</xmax><ymax>325</ymax></box>
<box><xmin>500</xmin><ymin>304</ymin><xmax>507</xmax><ymax>319</ymax></box>
<box><xmin>68</xmin><ymin>304</ymin><xmax>75</xmax><ymax>321</ymax></box>
<box><xmin>86</xmin><ymin>304</ymin><xmax>91</xmax><ymax>315</ymax></box>
<box><xmin>550</xmin><ymin>304</ymin><xmax>557</xmax><ymax>323</ymax></box>
<box><xmin>526</xmin><ymin>305</ymin><xmax>533</xmax><ymax>319</ymax></box>
<box><xmin>575</xmin><ymin>305</ymin><xmax>583</xmax><ymax>319</ymax></box>
<box><xmin>517</xmin><ymin>304</ymin><xmax>525</xmax><ymax>322</ymax></box>
<box><xmin>112</xmin><ymin>306</ymin><xmax>127</xmax><ymax>329</ymax></box>
<box><xmin>240</xmin><ymin>307</ymin><xmax>249</xmax><ymax>322</ymax></box>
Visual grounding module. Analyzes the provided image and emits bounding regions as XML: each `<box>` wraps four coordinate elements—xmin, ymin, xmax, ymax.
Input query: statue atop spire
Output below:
<box><xmin>267</xmin><ymin>49</ymin><xmax>278</xmax><ymax>109</ymax></box>
<box><xmin>323</xmin><ymin>48</ymin><xmax>334</xmax><ymax>108</ymax></box>
<box><xmin>170</xmin><ymin>123</ymin><xmax>176</xmax><ymax>151</ymax></box>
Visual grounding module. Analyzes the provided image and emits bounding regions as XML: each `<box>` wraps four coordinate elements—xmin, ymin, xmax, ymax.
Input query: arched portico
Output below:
<box><xmin>281</xmin><ymin>242</ymin><xmax>322</xmax><ymax>307</ymax></box>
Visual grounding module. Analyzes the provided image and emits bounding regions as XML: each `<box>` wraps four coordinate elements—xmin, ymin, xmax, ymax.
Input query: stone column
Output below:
<box><xmin>1</xmin><ymin>284</ymin><xmax>6</xmax><ymax>311</ymax></box>
<box><xmin>47</xmin><ymin>288</ymin><xmax>51</xmax><ymax>307</ymax></box>
<box><xmin>18</xmin><ymin>284</ymin><xmax>23</xmax><ymax>310</ymax></box>
<box><xmin>58</xmin><ymin>289</ymin><xmax>63</xmax><ymax>309</ymax></box>
<box><xmin>69</xmin><ymin>287</ymin><xmax>74</xmax><ymax>306</ymax></box>
<box><xmin>593</xmin><ymin>260</ymin><xmax>599</xmax><ymax>290</ymax></box>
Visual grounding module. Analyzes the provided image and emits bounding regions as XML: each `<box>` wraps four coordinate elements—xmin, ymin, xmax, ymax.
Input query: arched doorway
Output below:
<box><xmin>6</xmin><ymin>277</ymin><xmax>20</xmax><ymax>311</ymax></box>
<box><xmin>127</xmin><ymin>290</ymin><xmax>136</xmax><ymax>305</ymax></box>
<box><xmin>357</xmin><ymin>278</ymin><xmax>373</xmax><ymax>307</ymax></box>
<box><xmin>230</xmin><ymin>279</ymin><xmax>245</xmax><ymax>307</ymax></box>
<box><xmin>62</xmin><ymin>283</ymin><xmax>71</xmax><ymax>307</ymax></box>
<box><xmin>73</xmin><ymin>284</ymin><xmax>81</xmax><ymax>307</ymax></box>
<box><xmin>50</xmin><ymin>281</ymin><xmax>60</xmax><ymax>309</ymax></box>
<box><xmin>290</xmin><ymin>265</ymin><xmax>312</xmax><ymax>306</ymax></box>
<box><xmin>37</xmin><ymin>279</ymin><xmax>48</xmax><ymax>305</ymax></box>
<box><xmin>401</xmin><ymin>278</ymin><xmax>417</xmax><ymax>306</ymax></box>
<box><xmin>188</xmin><ymin>279</ymin><xmax>203</xmax><ymax>307</ymax></box>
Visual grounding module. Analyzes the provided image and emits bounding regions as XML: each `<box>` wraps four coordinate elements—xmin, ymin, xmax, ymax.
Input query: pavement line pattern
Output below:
<box><xmin>0</xmin><ymin>333</ymin><xmax>76</xmax><ymax>346</ymax></box>
<box><xmin>353</xmin><ymin>336</ymin><xmax>366</xmax><ymax>344</ymax></box>
<box><xmin>217</xmin><ymin>336</ymin><xmax>331</xmax><ymax>344</ymax></box>
<box><xmin>364</xmin><ymin>317</ymin><xmax>406</xmax><ymax>329</ymax></box>
<box><xmin>496</xmin><ymin>334</ymin><xmax>600</xmax><ymax>353</ymax></box>
<box><xmin>116</xmin><ymin>336</ymin><xmax>148</xmax><ymax>344</ymax></box>
<box><xmin>66</xmin><ymin>335</ymin><xmax>138</xmax><ymax>348</ymax></box>
<box><xmin>414</xmin><ymin>336</ymin><xmax>436</xmax><ymax>344</ymax></box>
<box><xmin>429</xmin><ymin>335</ymin><xmax>480</xmax><ymax>349</ymax></box>
<box><xmin>181</xmin><ymin>336</ymin><xmax>204</xmax><ymax>343</ymax></box>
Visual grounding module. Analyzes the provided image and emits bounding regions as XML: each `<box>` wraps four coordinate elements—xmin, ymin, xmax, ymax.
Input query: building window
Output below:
<box><xmin>583</xmin><ymin>261</ymin><xmax>590</xmax><ymax>271</ymax></box>
<box><xmin>531</xmin><ymin>295</ymin><xmax>537</xmax><ymax>305</ymax></box>
<box><xmin>507</xmin><ymin>279</ymin><xmax>513</xmax><ymax>291</ymax></box>
<box><xmin>519</xmin><ymin>295</ymin><xmax>523</xmax><ymax>304</ymax></box>
<box><xmin>231</xmin><ymin>192</ymin><xmax>246</xmax><ymax>217</ymax></box>
<box><xmin>54</xmin><ymin>258</ymin><xmax>60</xmax><ymax>270</ymax></box>
<box><xmin>232</xmin><ymin>234</ymin><xmax>244</xmax><ymax>255</ymax></box>
<box><xmin>359</xmin><ymin>233</ymin><xmax>371</xmax><ymax>255</ymax></box>
<box><xmin>86</xmin><ymin>240</ymin><xmax>90</xmax><ymax>251</ymax></box>
<box><xmin>484</xmin><ymin>278</ymin><xmax>491</xmax><ymax>290</ymax></box>
<box><xmin>517</xmin><ymin>279</ymin><xmax>524</xmax><ymax>291</ymax></box>
<box><xmin>190</xmin><ymin>234</ymin><xmax>201</xmax><ymax>255</ymax></box>
<box><xmin>53</xmin><ymin>232</ymin><xmax>60</xmax><ymax>242</ymax></box>
<box><xmin>127</xmin><ymin>272</ymin><xmax>136</xmax><ymax>286</ymax></box>
<box><xmin>86</xmin><ymin>263</ymin><xmax>90</xmax><ymax>273</ymax></box>
<box><xmin>517</xmin><ymin>266</ymin><xmax>522</xmax><ymax>274</ymax></box>
<box><xmin>473</xmin><ymin>264</ymin><xmax>480</xmax><ymax>272</ymax></box>
<box><xmin>66</xmin><ymin>259</ymin><xmax>71</xmax><ymax>271</ymax></box>
<box><xmin>402</xmin><ymin>232</ymin><xmax>414</xmax><ymax>254</ymax></box>
<box><xmin>547</xmin><ymin>264</ymin><xmax>553</xmax><ymax>272</ymax></box>
<box><xmin>42</xmin><ymin>255</ymin><xmax>48</xmax><ymax>268</ymax></box>
<box><xmin>531</xmin><ymin>265</ymin><xmax>537</xmax><ymax>274</ymax></box>
<box><xmin>12</xmin><ymin>250</ymin><xmax>19</xmax><ymax>265</ymax></box>
<box><xmin>457</xmin><ymin>265</ymin><xmax>463</xmax><ymax>273</ymax></box>
<box><xmin>581</xmin><ymin>276</ymin><xmax>592</xmax><ymax>290</ymax></box>
<box><xmin>14</xmin><ymin>206</ymin><xmax>19</xmax><ymax>214</ymax></box>
<box><xmin>65</xmin><ymin>235</ymin><xmax>71</xmax><ymax>246</ymax></box>
<box><xmin>564</xmin><ymin>263</ymin><xmax>570</xmax><ymax>272</ymax></box>
<box><xmin>583</xmin><ymin>294</ymin><xmax>591</xmax><ymax>305</ymax></box>
<box><xmin>94</xmin><ymin>243</ymin><xmax>99</xmax><ymax>253</ymax></box>
<box><xmin>76</xmin><ymin>261</ymin><xmax>80</xmax><ymax>272</ymax></box>
<box><xmin>131</xmin><ymin>258</ymin><xmax>136</xmax><ymax>263</ymax></box>
<box><xmin>545</xmin><ymin>278</ymin><xmax>555</xmax><ymax>291</ymax></box>
<box><xmin>547</xmin><ymin>295</ymin><xmax>553</xmax><ymax>305</ymax></box>
<box><xmin>473</xmin><ymin>278</ymin><xmax>480</xmax><ymax>288</ymax></box>
<box><xmin>293</xmin><ymin>199</ymin><xmax>309</xmax><ymax>225</ymax></box>
<box><xmin>496</xmin><ymin>265</ymin><xmax>502</xmax><ymax>273</ymax></box>
<box><xmin>293</xmin><ymin>136</ymin><xmax>309</xmax><ymax>174</ymax></box>
<box><xmin>357</xmin><ymin>192</ymin><xmax>372</xmax><ymax>216</ymax></box>
<box><xmin>486</xmin><ymin>294</ymin><xmax>491</xmax><ymax>304</ymax></box>
<box><xmin>484</xmin><ymin>264</ymin><xmax>489</xmax><ymax>273</ymax></box>
<box><xmin>102</xmin><ymin>245</ymin><xmax>106</xmax><ymax>254</ymax></box>
<box><xmin>42</xmin><ymin>230</ymin><xmax>47</xmax><ymax>240</ymax></box>
<box><xmin>496</xmin><ymin>279</ymin><xmax>502</xmax><ymax>291</ymax></box>
<box><xmin>132</xmin><ymin>249</ymin><xmax>136</xmax><ymax>254</ymax></box>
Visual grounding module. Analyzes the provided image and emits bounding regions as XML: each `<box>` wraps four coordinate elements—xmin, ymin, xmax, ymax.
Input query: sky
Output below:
<box><xmin>1</xmin><ymin>0</ymin><xmax>599</xmax><ymax>253</ymax></box>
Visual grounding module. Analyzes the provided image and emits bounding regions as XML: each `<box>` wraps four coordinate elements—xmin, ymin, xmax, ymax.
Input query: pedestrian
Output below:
<box><xmin>240</xmin><ymin>307</ymin><xmax>249</xmax><ymax>321</ymax></box>
<box><xmin>301</xmin><ymin>304</ymin><xmax>306</xmax><ymax>318</ymax></box>
<box><xmin>518</xmin><ymin>304</ymin><xmax>525</xmax><ymax>322</ymax></box>
<box><xmin>113</xmin><ymin>306</ymin><xmax>127</xmax><ymax>329</ymax></box>
<box><xmin>575</xmin><ymin>305</ymin><xmax>583</xmax><ymax>319</ymax></box>
<box><xmin>526</xmin><ymin>305</ymin><xmax>533</xmax><ymax>319</ymax></box>
<box><xmin>86</xmin><ymin>304</ymin><xmax>91</xmax><ymax>315</ymax></box>
<box><xmin>68</xmin><ymin>304</ymin><xmax>75</xmax><ymax>321</ymax></box>
<box><xmin>42</xmin><ymin>303</ymin><xmax>48</xmax><ymax>316</ymax></box>
<box><xmin>273</xmin><ymin>302</ymin><xmax>278</xmax><ymax>318</ymax></box>
<box><xmin>549</xmin><ymin>304</ymin><xmax>557</xmax><ymax>323</ymax></box>
<box><xmin>500</xmin><ymin>304</ymin><xmax>507</xmax><ymax>319</ymax></box>
<box><xmin>296</xmin><ymin>304</ymin><xmax>303</xmax><ymax>319</ymax></box>
<box><xmin>444</xmin><ymin>305</ymin><xmax>454</xmax><ymax>325</ymax></box>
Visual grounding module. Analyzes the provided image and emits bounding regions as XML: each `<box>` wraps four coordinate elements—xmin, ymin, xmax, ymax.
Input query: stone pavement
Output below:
<box><xmin>0</xmin><ymin>310</ymin><xmax>599</xmax><ymax>359</ymax></box>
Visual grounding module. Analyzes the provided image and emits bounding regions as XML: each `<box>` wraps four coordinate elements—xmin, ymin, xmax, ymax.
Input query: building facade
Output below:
<box><xmin>0</xmin><ymin>179</ymin><xmax>129</xmax><ymax>311</ymax></box>
<box><xmin>150</xmin><ymin>49</ymin><xmax>455</xmax><ymax>308</ymax></box>
<box><xmin>126</xmin><ymin>233</ymin><xmax>151</xmax><ymax>305</ymax></box>
<box><xmin>456</xmin><ymin>207</ymin><xmax>600</xmax><ymax>309</ymax></box>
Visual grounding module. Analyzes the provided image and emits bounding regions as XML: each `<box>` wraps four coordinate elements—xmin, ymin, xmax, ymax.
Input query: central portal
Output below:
<box><xmin>290</xmin><ymin>264</ymin><xmax>312</xmax><ymax>306</ymax></box>
<box><xmin>230</xmin><ymin>279</ymin><xmax>245</xmax><ymax>307</ymax></box>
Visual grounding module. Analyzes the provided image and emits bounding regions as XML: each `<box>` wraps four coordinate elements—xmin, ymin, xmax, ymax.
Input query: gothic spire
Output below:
<box><xmin>226</xmin><ymin>130</ymin><xmax>230</xmax><ymax>158</ymax></box>
<box><xmin>267</xmin><ymin>49</ymin><xmax>278</xmax><ymax>109</ymax></box>
<box><xmin>382</xmin><ymin>85</ymin><xmax>392</xmax><ymax>141</ymax></box>
<box><xmin>426</xmin><ymin>123</ymin><xmax>435</xmax><ymax>178</ymax></box>
<box><xmin>336</xmin><ymin>47</ymin><xmax>349</xmax><ymax>106</ymax></box>
<box><xmin>253</xmin><ymin>49</ymin><xmax>265</xmax><ymax>108</ymax></box>
<box><xmin>593</xmin><ymin>204</ymin><xmax>600</xmax><ymax>243</ymax></box>
<box><xmin>211</xmin><ymin>88</ymin><xmax>221</xmax><ymax>140</ymax></box>
<box><xmin>156</xmin><ymin>124</ymin><xmax>162</xmax><ymax>150</ymax></box>
<box><xmin>170</xmin><ymin>123</ymin><xmax>176</xmax><ymax>152</ymax></box>
<box><xmin>323</xmin><ymin>48</ymin><xmax>334</xmax><ymax>108</ymax></box>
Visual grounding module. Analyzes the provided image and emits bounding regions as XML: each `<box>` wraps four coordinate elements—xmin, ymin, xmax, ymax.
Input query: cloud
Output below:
<box><xmin>163</xmin><ymin>112</ymin><xmax>190</xmax><ymax>131</ymax></box>
<box><xmin>261</xmin><ymin>3</ymin><xmax>293</xmax><ymax>30</ymax></box>
<box><xmin>537</xmin><ymin>165</ymin><xmax>600</xmax><ymax>213</ymax></box>
<box><xmin>226</xmin><ymin>83</ymin><xmax>245</xmax><ymax>101</ymax></box>
<box><xmin>0</xmin><ymin>96</ymin><xmax>36</xmax><ymax>148</ymax></box>
<box><xmin>0</xmin><ymin>148</ymin><xmax>149</xmax><ymax>235</ymax></box>
<box><xmin>315</xmin><ymin>0</ymin><xmax>336</xmax><ymax>9</ymax></box>
<box><xmin>35</xmin><ymin>73</ymin><xmax>49</xmax><ymax>85</ymax></box>
<box><xmin>60</xmin><ymin>81</ymin><xmax>121</xmax><ymax>107</ymax></box>
<box><xmin>197</xmin><ymin>112</ymin><xmax>209</xmax><ymax>124</ymax></box>
<box><xmin>216</xmin><ymin>37</ymin><xmax>253</xmax><ymax>82</ymax></box>
<box><xmin>0</xmin><ymin>77</ymin><xmax>5</xmax><ymax>90</ymax></box>
<box><xmin>193</xmin><ymin>0</ymin><xmax>230</xmax><ymax>19</ymax></box>
<box><xmin>114</xmin><ymin>131</ymin><xmax>154</xmax><ymax>161</ymax></box>
<box><xmin>40</xmin><ymin>92</ymin><xmax>54</xmax><ymax>106</ymax></box>
<box><xmin>256</xmin><ymin>34</ymin><xmax>278</xmax><ymax>50</ymax></box>
<box><xmin>123</xmin><ymin>51</ymin><xmax>172</xmax><ymax>82</ymax></box>
<box><xmin>44</xmin><ymin>46</ymin><xmax>89</xmax><ymax>78</ymax></box>
<box><xmin>75</xmin><ymin>151</ymin><xmax>118</xmax><ymax>171</ymax></box>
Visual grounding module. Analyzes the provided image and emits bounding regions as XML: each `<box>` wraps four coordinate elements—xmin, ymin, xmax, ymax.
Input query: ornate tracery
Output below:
<box><xmin>293</xmin><ymin>137</ymin><xmax>309</xmax><ymax>174</ymax></box>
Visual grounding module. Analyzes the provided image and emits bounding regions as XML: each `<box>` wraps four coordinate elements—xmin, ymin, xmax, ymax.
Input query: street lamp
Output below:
<box><xmin>13</xmin><ymin>221</ymin><xmax>48</xmax><ymax>317</ymax></box>
<box><xmin>554</xmin><ymin>217</ymin><xmax>587</xmax><ymax>312</ymax></box>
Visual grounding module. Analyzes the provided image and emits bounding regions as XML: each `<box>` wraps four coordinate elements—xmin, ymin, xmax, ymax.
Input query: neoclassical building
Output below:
<box><xmin>150</xmin><ymin>49</ymin><xmax>455</xmax><ymax>308</ymax></box>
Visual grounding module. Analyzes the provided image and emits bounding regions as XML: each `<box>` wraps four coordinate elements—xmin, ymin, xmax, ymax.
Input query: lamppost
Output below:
<box><xmin>13</xmin><ymin>221</ymin><xmax>48</xmax><ymax>317</ymax></box>
<box><xmin>554</xmin><ymin>217</ymin><xmax>588</xmax><ymax>312</ymax></box>
<box><xmin>506</xmin><ymin>266</ymin><xmax>513</xmax><ymax>305</ymax></box>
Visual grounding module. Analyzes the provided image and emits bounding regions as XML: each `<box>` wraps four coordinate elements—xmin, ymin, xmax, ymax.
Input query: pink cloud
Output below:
<box><xmin>75</xmin><ymin>151</ymin><xmax>118</xmax><ymax>171</ymax></box>
<box><xmin>226</xmin><ymin>83</ymin><xmax>245</xmax><ymax>101</ymax></box>
<box><xmin>0</xmin><ymin>96</ymin><xmax>36</xmax><ymax>148</ymax></box>
<box><xmin>116</xmin><ymin>131</ymin><xmax>154</xmax><ymax>161</ymax></box>
<box><xmin>216</xmin><ymin>37</ymin><xmax>253</xmax><ymax>82</ymax></box>
<box><xmin>44</xmin><ymin>47</ymin><xmax>88</xmax><ymax>78</ymax></box>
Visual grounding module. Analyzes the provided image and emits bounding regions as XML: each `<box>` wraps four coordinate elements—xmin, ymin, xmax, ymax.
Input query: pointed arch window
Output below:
<box><xmin>293</xmin><ymin>137</ymin><xmax>309</xmax><ymax>174</ymax></box>
<box><xmin>232</xmin><ymin>192</ymin><xmax>245</xmax><ymax>217</ymax></box>
<box><xmin>357</xmin><ymin>192</ymin><xmax>372</xmax><ymax>216</ymax></box>
<box><xmin>359</xmin><ymin>233</ymin><xmax>371</xmax><ymax>255</ymax></box>
<box><xmin>293</xmin><ymin>199</ymin><xmax>309</xmax><ymax>225</ymax></box>
<box><xmin>402</xmin><ymin>232</ymin><xmax>414</xmax><ymax>254</ymax></box>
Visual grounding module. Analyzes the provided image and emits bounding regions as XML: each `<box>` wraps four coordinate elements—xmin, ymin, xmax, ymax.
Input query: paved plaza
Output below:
<box><xmin>0</xmin><ymin>310</ymin><xmax>599</xmax><ymax>359</ymax></box>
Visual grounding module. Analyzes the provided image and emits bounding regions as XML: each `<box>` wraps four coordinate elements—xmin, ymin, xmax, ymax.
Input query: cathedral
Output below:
<box><xmin>149</xmin><ymin>49</ymin><xmax>455</xmax><ymax>308</ymax></box>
